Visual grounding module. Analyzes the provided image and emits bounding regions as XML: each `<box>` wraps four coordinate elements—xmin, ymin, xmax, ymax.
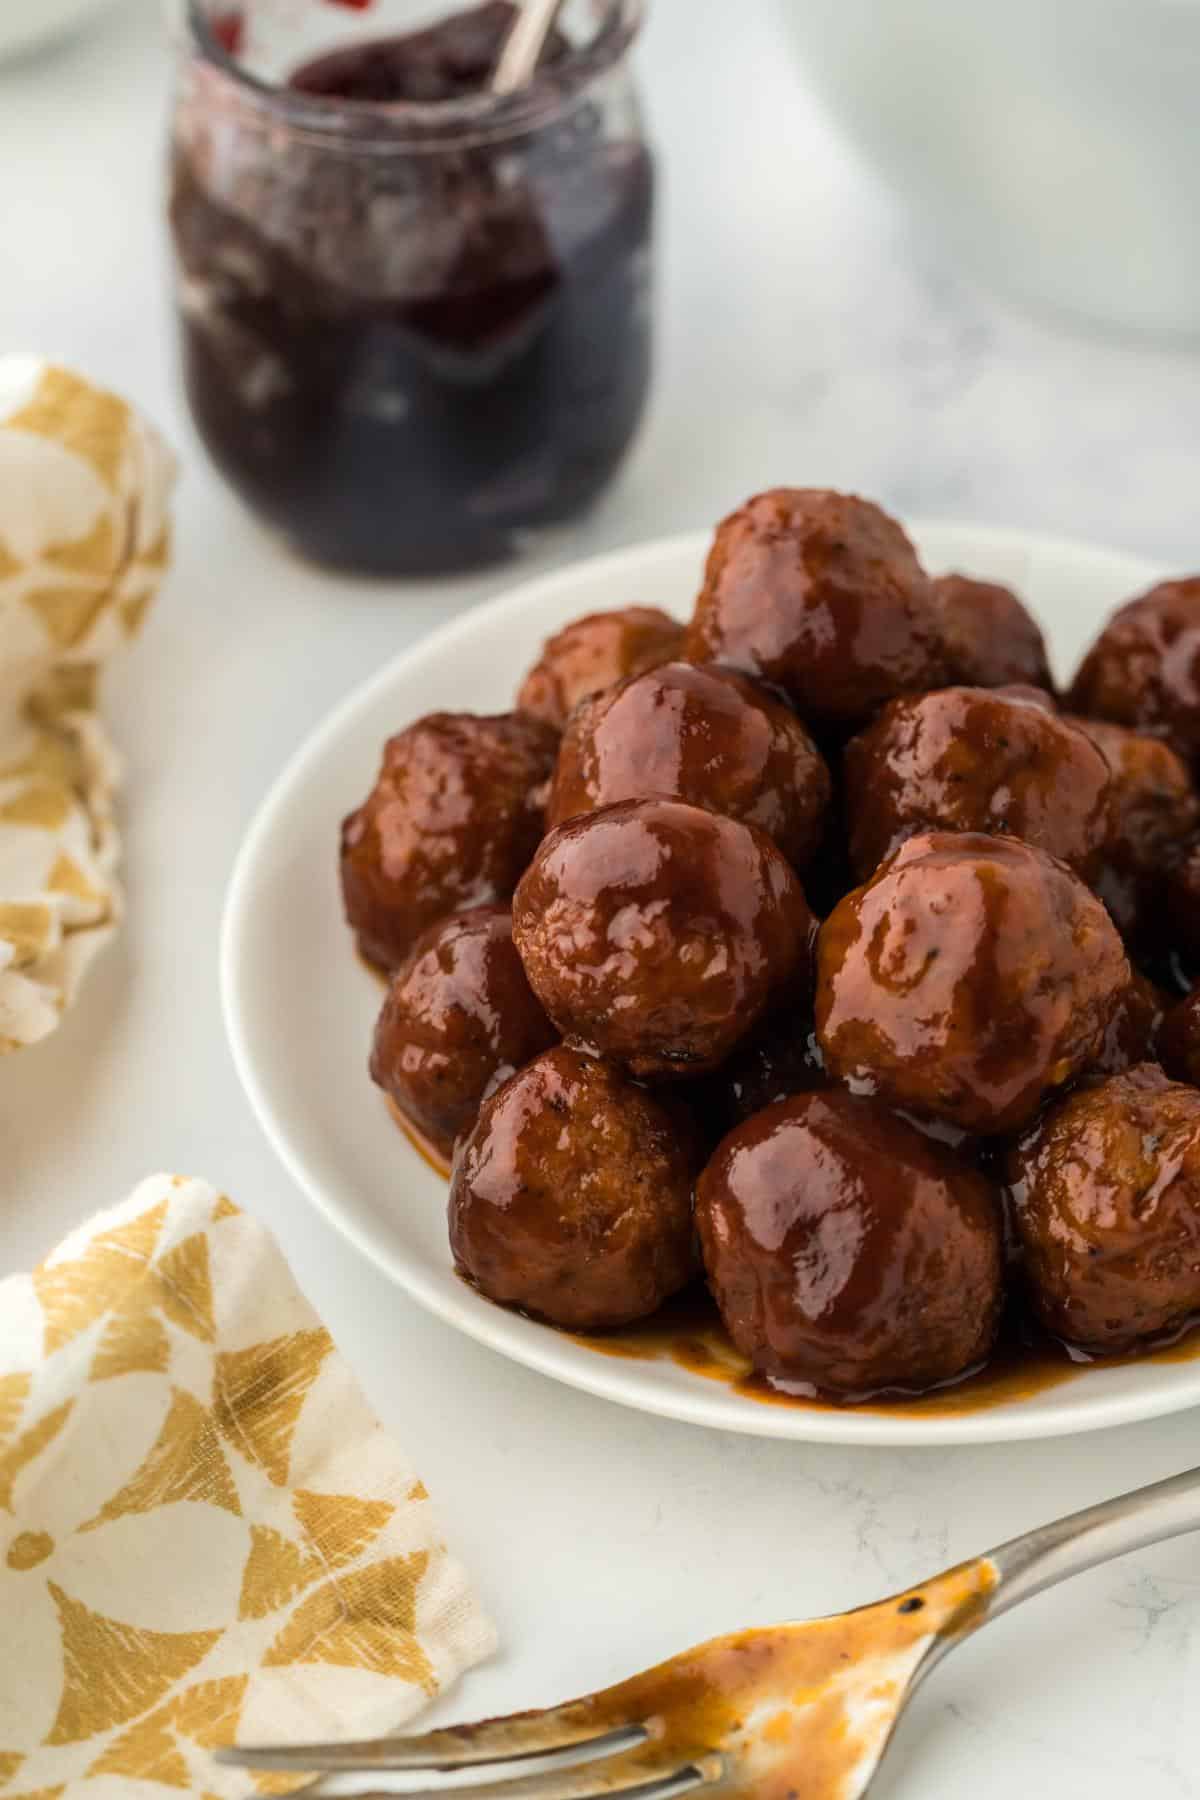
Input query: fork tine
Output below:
<box><xmin>217</xmin><ymin>1708</ymin><xmax>647</xmax><ymax>1773</ymax></box>
<box><xmin>336</xmin><ymin>1749</ymin><xmax>722</xmax><ymax>1800</ymax></box>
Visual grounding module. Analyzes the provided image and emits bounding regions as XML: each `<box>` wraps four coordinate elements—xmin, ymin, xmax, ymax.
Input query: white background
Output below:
<box><xmin>4</xmin><ymin>3</ymin><xmax>1200</xmax><ymax>1794</ymax></box>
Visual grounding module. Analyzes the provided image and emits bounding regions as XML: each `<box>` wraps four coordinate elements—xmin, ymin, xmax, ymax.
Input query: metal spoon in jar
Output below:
<box><xmin>490</xmin><ymin>0</ymin><xmax>568</xmax><ymax>94</ymax></box>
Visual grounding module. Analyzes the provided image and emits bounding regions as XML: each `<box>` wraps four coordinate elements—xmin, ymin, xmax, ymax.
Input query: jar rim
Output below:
<box><xmin>175</xmin><ymin>0</ymin><xmax>645</xmax><ymax>148</ymax></box>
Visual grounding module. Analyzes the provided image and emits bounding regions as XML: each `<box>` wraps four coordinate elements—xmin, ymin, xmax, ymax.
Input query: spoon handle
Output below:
<box><xmin>490</xmin><ymin>0</ymin><xmax>567</xmax><ymax>95</ymax></box>
<box><xmin>985</xmin><ymin>1464</ymin><xmax>1200</xmax><ymax>1620</ymax></box>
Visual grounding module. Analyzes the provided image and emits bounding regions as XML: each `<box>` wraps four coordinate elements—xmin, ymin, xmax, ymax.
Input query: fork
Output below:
<box><xmin>219</xmin><ymin>1464</ymin><xmax>1200</xmax><ymax>1800</ymax></box>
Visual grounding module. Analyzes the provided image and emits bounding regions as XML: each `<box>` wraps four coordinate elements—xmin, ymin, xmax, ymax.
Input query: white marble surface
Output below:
<box><xmin>4</xmin><ymin>2</ymin><xmax>1200</xmax><ymax>1795</ymax></box>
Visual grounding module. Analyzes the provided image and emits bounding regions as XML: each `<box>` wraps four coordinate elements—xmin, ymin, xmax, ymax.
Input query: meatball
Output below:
<box><xmin>340</xmin><ymin>710</ymin><xmax>558</xmax><ymax>970</ymax></box>
<box><xmin>514</xmin><ymin>799</ymin><xmax>816</xmax><ymax>1080</ymax></box>
<box><xmin>1166</xmin><ymin>841</ymin><xmax>1200</xmax><ymax>967</ymax></box>
<box><xmin>685</xmin><ymin>489</ymin><xmax>949</xmax><ymax>730</ymax></box>
<box><xmin>516</xmin><ymin>606</ymin><xmax>685</xmax><ymax>730</ymax></box>
<box><xmin>1068</xmin><ymin>577</ymin><xmax>1200</xmax><ymax>766</ymax></box>
<box><xmin>449</xmin><ymin>1046</ymin><xmax>697</xmax><ymax>1330</ymax></box>
<box><xmin>1159</xmin><ymin>989</ymin><xmax>1200</xmax><ymax>1087</ymax></box>
<box><xmin>1090</xmin><ymin>973</ymin><xmax>1168</xmax><ymax>1078</ymax></box>
<box><xmin>370</xmin><ymin>907</ymin><xmax>557</xmax><ymax>1161</ymax></box>
<box><xmin>1068</xmin><ymin>717</ymin><xmax>1199</xmax><ymax>940</ymax></box>
<box><xmin>1009</xmin><ymin>1065</ymin><xmax>1200</xmax><ymax>1352</ymax></box>
<box><xmin>843</xmin><ymin>686</ymin><xmax>1113</xmax><ymax>881</ymax></box>
<box><xmin>931</xmin><ymin>572</ymin><xmax>1053</xmax><ymax>692</ymax></box>
<box><xmin>546</xmin><ymin>660</ymin><xmax>831</xmax><ymax>868</ymax></box>
<box><xmin>816</xmin><ymin>832</ymin><xmax>1130</xmax><ymax>1134</ymax></box>
<box><xmin>696</xmin><ymin>1090</ymin><xmax>1003</xmax><ymax>1397</ymax></box>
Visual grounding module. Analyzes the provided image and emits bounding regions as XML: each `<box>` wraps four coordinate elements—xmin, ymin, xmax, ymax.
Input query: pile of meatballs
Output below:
<box><xmin>340</xmin><ymin>488</ymin><xmax>1200</xmax><ymax>1404</ymax></box>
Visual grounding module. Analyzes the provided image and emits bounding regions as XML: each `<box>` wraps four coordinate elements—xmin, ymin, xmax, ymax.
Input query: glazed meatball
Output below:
<box><xmin>517</xmin><ymin>606</ymin><xmax>685</xmax><ymax>731</ymax></box>
<box><xmin>931</xmin><ymin>572</ymin><xmax>1053</xmax><ymax>692</ymax></box>
<box><xmin>1068</xmin><ymin>577</ymin><xmax>1200</xmax><ymax>766</ymax></box>
<box><xmin>1090</xmin><ymin>972</ymin><xmax>1168</xmax><ymax>1078</ymax></box>
<box><xmin>449</xmin><ymin>1046</ymin><xmax>698</xmax><ymax>1330</ymax></box>
<box><xmin>1068</xmin><ymin>717</ymin><xmax>1199</xmax><ymax>940</ymax></box>
<box><xmin>1009</xmin><ymin>1065</ymin><xmax>1200</xmax><ymax>1352</ymax></box>
<box><xmin>546</xmin><ymin>660</ymin><xmax>832</xmax><ymax>868</ymax></box>
<box><xmin>696</xmin><ymin>1090</ymin><xmax>1003</xmax><ymax>1397</ymax></box>
<box><xmin>514</xmin><ymin>799</ymin><xmax>816</xmax><ymax>1080</ymax></box>
<box><xmin>1166</xmin><ymin>841</ymin><xmax>1200</xmax><ymax>967</ymax></box>
<box><xmin>370</xmin><ymin>907</ymin><xmax>557</xmax><ymax>1161</ymax></box>
<box><xmin>843</xmin><ymin>687</ymin><xmax>1112</xmax><ymax>881</ymax></box>
<box><xmin>816</xmin><ymin>832</ymin><xmax>1130</xmax><ymax>1134</ymax></box>
<box><xmin>1159</xmin><ymin>989</ymin><xmax>1200</xmax><ymax>1087</ymax></box>
<box><xmin>685</xmin><ymin>489</ymin><xmax>949</xmax><ymax>729</ymax></box>
<box><xmin>340</xmin><ymin>710</ymin><xmax>558</xmax><ymax>970</ymax></box>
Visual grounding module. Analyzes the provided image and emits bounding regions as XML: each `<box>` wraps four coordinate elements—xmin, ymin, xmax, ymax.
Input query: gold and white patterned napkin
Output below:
<box><xmin>0</xmin><ymin>1175</ymin><xmax>497</xmax><ymax>1798</ymax></box>
<box><xmin>0</xmin><ymin>356</ymin><xmax>175</xmax><ymax>1052</ymax></box>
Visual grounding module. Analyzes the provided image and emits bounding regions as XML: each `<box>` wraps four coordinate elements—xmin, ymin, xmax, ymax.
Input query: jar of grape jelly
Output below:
<box><xmin>168</xmin><ymin>1</ymin><xmax>653</xmax><ymax>574</ymax></box>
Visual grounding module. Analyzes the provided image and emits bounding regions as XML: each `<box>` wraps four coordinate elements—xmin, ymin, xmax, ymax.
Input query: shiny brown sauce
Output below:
<box><xmin>572</xmin><ymin>1559</ymin><xmax>998</xmax><ymax>1800</ymax></box>
<box><xmin>441</xmin><ymin>1559</ymin><xmax>995</xmax><ymax>1799</ymax></box>
<box><xmin>573</xmin><ymin>1286</ymin><xmax>1200</xmax><ymax>1415</ymax></box>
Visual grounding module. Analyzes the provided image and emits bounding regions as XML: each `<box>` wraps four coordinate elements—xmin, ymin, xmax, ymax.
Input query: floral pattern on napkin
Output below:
<box><xmin>0</xmin><ymin>1175</ymin><xmax>496</xmax><ymax>1798</ymax></box>
<box><xmin>0</xmin><ymin>357</ymin><xmax>175</xmax><ymax>1051</ymax></box>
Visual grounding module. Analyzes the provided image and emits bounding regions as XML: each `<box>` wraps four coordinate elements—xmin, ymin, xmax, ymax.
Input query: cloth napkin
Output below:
<box><xmin>0</xmin><ymin>1175</ymin><xmax>497</xmax><ymax>1798</ymax></box>
<box><xmin>0</xmin><ymin>356</ymin><xmax>175</xmax><ymax>1053</ymax></box>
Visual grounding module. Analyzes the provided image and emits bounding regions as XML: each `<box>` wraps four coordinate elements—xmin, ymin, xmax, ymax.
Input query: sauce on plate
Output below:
<box><xmin>573</xmin><ymin>1286</ymin><xmax>1200</xmax><ymax>1416</ymax></box>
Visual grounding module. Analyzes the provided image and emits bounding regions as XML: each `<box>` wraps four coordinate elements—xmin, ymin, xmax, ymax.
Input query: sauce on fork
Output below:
<box><xmin>579</xmin><ymin>1559</ymin><xmax>997</xmax><ymax>1799</ymax></box>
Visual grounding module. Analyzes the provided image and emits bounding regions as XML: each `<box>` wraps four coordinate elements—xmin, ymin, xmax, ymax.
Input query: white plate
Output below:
<box><xmin>222</xmin><ymin>521</ymin><xmax>1200</xmax><ymax>1445</ymax></box>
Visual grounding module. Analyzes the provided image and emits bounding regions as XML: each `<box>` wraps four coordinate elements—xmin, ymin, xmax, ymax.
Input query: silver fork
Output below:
<box><xmin>220</xmin><ymin>1465</ymin><xmax>1200</xmax><ymax>1800</ymax></box>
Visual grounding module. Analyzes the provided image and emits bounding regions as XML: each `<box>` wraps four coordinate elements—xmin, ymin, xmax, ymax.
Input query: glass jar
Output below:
<box><xmin>168</xmin><ymin>1</ymin><xmax>653</xmax><ymax>574</ymax></box>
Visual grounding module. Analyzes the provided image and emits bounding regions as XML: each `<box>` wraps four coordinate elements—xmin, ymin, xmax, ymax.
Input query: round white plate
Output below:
<box><xmin>222</xmin><ymin>521</ymin><xmax>1200</xmax><ymax>1445</ymax></box>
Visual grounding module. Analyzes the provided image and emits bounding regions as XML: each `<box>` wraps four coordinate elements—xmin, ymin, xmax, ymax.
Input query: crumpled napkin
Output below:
<box><xmin>0</xmin><ymin>356</ymin><xmax>175</xmax><ymax>1052</ymax></box>
<box><xmin>0</xmin><ymin>1175</ymin><xmax>497</xmax><ymax>1798</ymax></box>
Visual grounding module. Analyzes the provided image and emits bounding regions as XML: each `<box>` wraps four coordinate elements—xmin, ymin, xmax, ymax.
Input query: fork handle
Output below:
<box><xmin>984</xmin><ymin>1464</ymin><xmax>1200</xmax><ymax>1621</ymax></box>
